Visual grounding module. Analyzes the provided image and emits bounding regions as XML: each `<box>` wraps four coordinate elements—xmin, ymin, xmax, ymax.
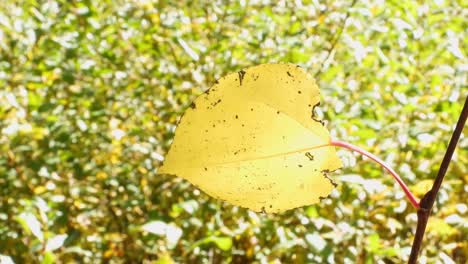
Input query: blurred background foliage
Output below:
<box><xmin>0</xmin><ymin>0</ymin><xmax>466</xmax><ymax>263</ymax></box>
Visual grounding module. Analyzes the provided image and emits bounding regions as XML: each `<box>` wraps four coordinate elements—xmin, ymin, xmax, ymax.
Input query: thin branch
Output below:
<box><xmin>330</xmin><ymin>139</ymin><xmax>420</xmax><ymax>209</ymax></box>
<box><xmin>408</xmin><ymin>95</ymin><xmax>468</xmax><ymax>264</ymax></box>
<box><xmin>314</xmin><ymin>0</ymin><xmax>358</xmax><ymax>79</ymax></box>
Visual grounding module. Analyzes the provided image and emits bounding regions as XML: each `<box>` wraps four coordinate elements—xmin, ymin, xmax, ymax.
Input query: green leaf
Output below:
<box><xmin>366</xmin><ymin>233</ymin><xmax>381</xmax><ymax>253</ymax></box>
<box><xmin>41</xmin><ymin>251</ymin><xmax>55</xmax><ymax>264</ymax></box>
<box><xmin>209</xmin><ymin>236</ymin><xmax>232</xmax><ymax>251</ymax></box>
<box><xmin>189</xmin><ymin>236</ymin><xmax>233</xmax><ymax>252</ymax></box>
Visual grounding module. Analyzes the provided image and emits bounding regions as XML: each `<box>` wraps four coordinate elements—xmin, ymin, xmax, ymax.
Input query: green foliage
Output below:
<box><xmin>0</xmin><ymin>0</ymin><xmax>466</xmax><ymax>263</ymax></box>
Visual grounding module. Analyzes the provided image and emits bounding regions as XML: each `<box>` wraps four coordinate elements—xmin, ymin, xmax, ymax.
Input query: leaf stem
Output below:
<box><xmin>330</xmin><ymin>139</ymin><xmax>420</xmax><ymax>209</ymax></box>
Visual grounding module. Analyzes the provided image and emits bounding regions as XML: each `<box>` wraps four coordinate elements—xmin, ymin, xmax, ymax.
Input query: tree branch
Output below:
<box><xmin>314</xmin><ymin>0</ymin><xmax>358</xmax><ymax>79</ymax></box>
<box><xmin>408</xmin><ymin>95</ymin><xmax>468</xmax><ymax>263</ymax></box>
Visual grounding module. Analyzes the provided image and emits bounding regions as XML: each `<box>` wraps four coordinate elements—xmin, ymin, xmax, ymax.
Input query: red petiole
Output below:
<box><xmin>330</xmin><ymin>139</ymin><xmax>420</xmax><ymax>209</ymax></box>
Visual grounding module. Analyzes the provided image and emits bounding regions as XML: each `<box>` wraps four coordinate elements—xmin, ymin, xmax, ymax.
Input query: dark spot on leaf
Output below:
<box><xmin>204</xmin><ymin>167</ymin><xmax>207</xmax><ymax>171</ymax></box>
<box><xmin>277</xmin><ymin>111</ymin><xmax>280</xmax><ymax>114</ymax></box>
<box><xmin>298</xmin><ymin>90</ymin><xmax>302</xmax><ymax>94</ymax></box>
<box><xmin>234</xmin><ymin>147</ymin><xmax>246</xmax><ymax>155</ymax></box>
<box><xmin>238</xmin><ymin>70</ymin><xmax>246</xmax><ymax>86</ymax></box>
<box><xmin>212</xmin><ymin>124</ymin><xmax>216</xmax><ymax>128</ymax></box>
<box><xmin>190</xmin><ymin>102</ymin><xmax>196</xmax><ymax>109</ymax></box>
<box><xmin>250</xmin><ymin>108</ymin><xmax>253</xmax><ymax>111</ymax></box>
<box><xmin>261</xmin><ymin>207</ymin><xmax>266</xmax><ymax>214</ymax></box>
<box><xmin>212</xmin><ymin>98</ymin><xmax>222</xmax><ymax>107</ymax></box>
<box><xmin>287</xmin><ymin>71</ymin><xmax>293</xmax><ymax>77</ymax></box>
<box><xmin>235</xmin><ymin>115</ymin><xmax>238</xmax><ymax>119</ymax></box>
<box><xmin>298</xmin><ymin>164</ymin><xmax>303</xmax><ymax>168</ymax></box>
<box><xmin>305</xmin><ymin>152</ymin><xmax>314</xmax><ymax>161</ymax></box>
<box><xmin>269</xmin><ymin>205</ymin><xmax>273</xmax><ymax>208</ymax></box>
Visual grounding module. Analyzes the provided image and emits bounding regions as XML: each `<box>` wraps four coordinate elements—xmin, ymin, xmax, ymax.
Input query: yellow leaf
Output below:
<box><xmin>138</xmin><ymin>167</ymin><xmax>148</xmax><ymax>174</ymax></box>
<box><xmin>96</xmin><ymin>171</ymin><xmax>108</xmax><ymax>180</ymax></box>
<box><xmin>34</xmin><ymin>186</ymin><xmax>47</xmax><ymax>194</ymax></box>
<box><xmin>154</xmin><ymin>253</ymin><xmax>175</xmax><ymax>264</ymax></box>
<box><xmin>410</xmin><ymin>179</ymin><xmax>433</xmax><ymax>197</ymax></box>
<box><xmin>318</xmin><ymin>15</ymin><xmax>326</xmax><ymax>24</ymax></box>
<box><xmin>426</xmin><ymin>218</ymin><xmax>457</xmax><ymax>237</ymax></box>
<box><xmin>159</xmin><ymin>63</ymin><xmax>341</xmax><ymax>213</ymax></box>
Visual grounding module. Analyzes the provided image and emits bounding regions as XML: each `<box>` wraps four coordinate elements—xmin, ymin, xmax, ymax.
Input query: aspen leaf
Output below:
<box><xmin>159</xmin><ymin>63</ymin><xmax>342</xmax><ymax>213</ymax></box>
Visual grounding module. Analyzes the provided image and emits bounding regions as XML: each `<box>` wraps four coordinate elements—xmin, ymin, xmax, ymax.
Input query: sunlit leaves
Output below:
<box><xmin>17</xmin><ymin>213</ymin><xmax>43</xmax><ymax>242</ymax></box>
<box><xmin>45</xmin><ymin>234</ymin><xmax>68</xmax><ymax>252</ymax></box>
<box><xmin>0</xmin><ymin>0</ymin><xmax>466</xmax><ymax>263</ymax></box>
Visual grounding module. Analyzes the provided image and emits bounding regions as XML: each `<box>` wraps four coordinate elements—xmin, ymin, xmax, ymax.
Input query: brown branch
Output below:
<box><xmin>314</xmin><ymin>0</ymin><xmax>358</xmax><ymax>79</ymax></box>
<box><xmin>408</xmin><ymin>95</ymin><xmax>468</xmax><ymax>264</ymax></box>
